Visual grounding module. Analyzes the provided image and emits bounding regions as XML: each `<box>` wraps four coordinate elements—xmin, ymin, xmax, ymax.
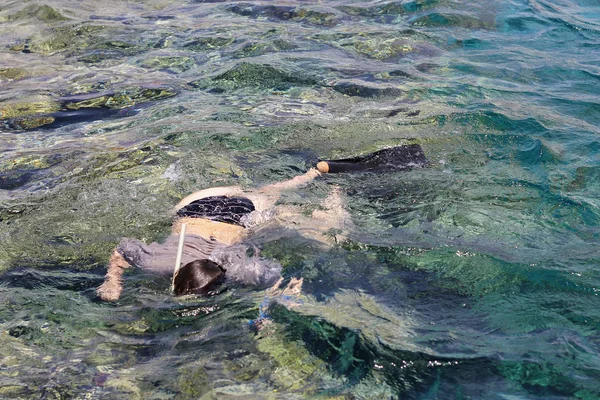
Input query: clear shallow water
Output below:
<box><xmin>0</xmin><ymin>0</ymin><xmax>599</xmax><ymax>398</ymax></box>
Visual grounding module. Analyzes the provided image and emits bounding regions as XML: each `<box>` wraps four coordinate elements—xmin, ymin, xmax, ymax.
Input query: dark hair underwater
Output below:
<box><xmin>173</xmin><ymin>259</ymin><xmax>226</xmax><ymax>296</ymax></box>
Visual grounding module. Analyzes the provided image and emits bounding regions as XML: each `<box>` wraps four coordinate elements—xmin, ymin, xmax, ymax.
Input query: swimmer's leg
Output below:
<box><xmin>325</xmin><ymin>186</ymin><xmax>351</xmax><ymax>218</ymax></box>
<box><xmin>311</xmin><ymin>185</ymin><xmax>354</xmax><ymax>243</ymax></box>
<box><xmin>96</xmin><ymin>249</ymin><xmax>131</xmax><ymax>301</ymax></box>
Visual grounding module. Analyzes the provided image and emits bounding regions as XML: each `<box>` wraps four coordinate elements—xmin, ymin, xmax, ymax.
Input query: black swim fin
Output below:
<box><xmin>317</xmin><ymin>144</ymin><xmax>428</xmax><ymax>173</ymax></box>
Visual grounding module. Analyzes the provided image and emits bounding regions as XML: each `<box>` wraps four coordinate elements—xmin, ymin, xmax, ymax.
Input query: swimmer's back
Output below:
<box><xmin>173</xmin><ymin>186</ymin><xmax>245</xmax><ymax>213</ymax></box>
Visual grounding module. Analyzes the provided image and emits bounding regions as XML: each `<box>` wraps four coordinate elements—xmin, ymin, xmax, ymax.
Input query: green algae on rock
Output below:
<box><xmin>27</xmin><ymin>24</ymin><xmax>109</xmax><ymax>55</ymax></box>
<box><xmin>228</xmin><ymin>4</ymin><xmax>339</xmax><ymax>26</ymax></box>
<box><xmin>189</xmin><ymin>62</ymin><xmax>321</xmax><ymax>91</ymax></box>
<box><xmin>254</xmin><ymin>319</ymin><xmax>334</xmax><ymax>393</ymax></box>
<box><xmin>7</xmin><ymin>115</ymin><xmax>56</xmax><ymax>130</ymax></box>
<box><xmin>77</xmin><ymin>40</ymin><xmax>147</xmax><ymax>63</ymax></box>
<box><xmin>499</xmin><ymin>360</ymin><xmax>579</xmax><ymax>397</ymax></box>
<box><xmin>0</xmin><ymin>89</ymin><xmax>177</xmax><ymax>130</ymax></box>
<box><xmin>311</xmin><ymin>30</ymin><xmax>441</xmax><ymax>61</ymax></box>
<box><xmin>137</xmin><ymin>56</ymin><xmax>196</xmax><ymax>74</ymax></box>
<box><xmin>183</xmin><ymin>37</ymin><xmax>235</xmax><ymax>51</ymax></box>
<box><xmin>0</xmin><ymin>145</ymin><xmax>175</xmax><ymax>271</ymax></box>
<box><xmin>0</xmin><ymin>67</ymin><xmax>29</xmax><ymax>81</ymax></box>
<box><xmin>232</xmin><ymin>39</ymin><xmax>298</xmax><ymax>58</ymax></box>
<box><xmin>265</xmin><ymin>301</ymin><xmax>451</xmax><ymax>395</ymax></box>
<box><xmin>0</xmin><ymin>100</ymin><xmax>60</xmax><ymax>119</ymax></box>
<box><xmin>8</xmin><ymin>24</ymin><xmax>147</xmax><ymax>56</ymax></box>
<box><xmin>6</xmin><ymin>4</ymin><xmax>69</xmax><ymax>23</ymax></box>
<box><xmin>63</xmin><ymin>87</ymin><xmax>177</xmax><ymax>110</ymax></box>
<box><xmin>333</xmin><ymin>82</ymin><xmax>403</xmax><ymax>98</ymax></box>
<box><xmin>0</xmin><ymin>153</ymin><xmax>72</xmax><ymax>192</ymax></box>
<box><xmin>176</xmin><ymin>363</ymin><xmax>213</xmax><ymax>399</ymax></box>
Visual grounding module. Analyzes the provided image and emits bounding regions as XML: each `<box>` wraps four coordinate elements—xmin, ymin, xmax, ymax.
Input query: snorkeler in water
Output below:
<box><xmin>96</xmin><ymin>167</ymin><xmax>352</xmax><ymax>301</ymax></box>
<box><xmin>96</xmin><ymin>144</ymin><xmax>428</xmax><ymax>301</ymax></box>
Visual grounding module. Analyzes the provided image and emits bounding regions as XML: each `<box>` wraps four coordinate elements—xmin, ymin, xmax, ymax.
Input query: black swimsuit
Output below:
<box><xmin>176</xmin><ymin>196</ymin><xmax>255</xmax><ymax>226</ymax></box>
<box><xmin>117</xmin><ymin>195</ymin><xmax>281</xmax><ymax>286</ymax></box>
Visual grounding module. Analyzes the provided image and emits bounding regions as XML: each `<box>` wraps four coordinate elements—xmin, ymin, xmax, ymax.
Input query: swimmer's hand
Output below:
<box><xmin>96</xmin><ymin>279</ymin><xmax>122</xmax><ymax>302</ymax></box>
<box><xmin>266</xmin><ymin>277</ymin><xmax>303</xmax><ymax>297</ymax></box>
<box><xmin>96</xmin><ymin>250</ymin><xmax>130</xmax><ymax>302</ymax></box>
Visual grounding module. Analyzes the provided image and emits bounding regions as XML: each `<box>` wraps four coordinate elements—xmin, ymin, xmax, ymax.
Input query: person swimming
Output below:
<box><xmin>96</xmin><ymin>144</ymin><xmax>427</xmax><ymax>301</ymax></box>
<box><xmin>96</xmin><ymin>167</ymin><xmax>351</xmax><ymax>301</ymax></box>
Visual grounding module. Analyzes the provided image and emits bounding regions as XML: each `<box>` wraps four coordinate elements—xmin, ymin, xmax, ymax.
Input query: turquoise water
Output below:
<box><xmin>0</xmin><ymin>0</ymin><xmax>599</xmax><ymax>398</ymax></box>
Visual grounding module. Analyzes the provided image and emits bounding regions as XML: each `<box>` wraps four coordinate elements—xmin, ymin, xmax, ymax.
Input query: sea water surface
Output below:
<box><xmin>1</xmin><ymin>0</ymin><xmax>599</xmax><ymax>398</ymax></box>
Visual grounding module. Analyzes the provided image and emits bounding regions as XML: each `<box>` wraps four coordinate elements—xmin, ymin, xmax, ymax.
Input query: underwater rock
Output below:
<box><xmin>0</xmin><ymin>100</ymin><xmax>60</xmax><ymax>119</ymax></box>
<box><xmin>222</xmin><ymin>352</ymin><xmax>269</xmax><ymax>383</ymax></box>
<box><xmin>104</xmin><ymin>378</ymin><xmax>142</xmax><ymax>399</ymax></box>
<box><xmin>388</xmin><ymin>69</ymin><xmax>412</xmax><ymax>78</ymax></box>
<box><xmin>338</xmin><ymin>0</ymin><xmax>440</xmax><ymax>19</ymax></box>
<box><xmin>0</xmin><ymin>170</ymin><xmax>34</xmax><ymax>191</ymax></box>
<box><xmin>76</xmin><ymin>51</ymin><xmax>123</xmax><ymax>64</ymax></box>
<box><xmin>6</xmin><ymin>4</ymin><xmax>69</xmax><ymax>22</ymax></box>
<box><xmin>183</xmin><ymin>37</ymin><xmax>235</xmax><ymax>51</ymax></box>
<box><xmin>266</xmin><ymin>301</ymin><xmax>449</xmax><ymax>395</ymax></box>
<box><xmin>0</xmin><ymin>68</ymin><xmax>28</xmax><ymax>81</ymax></box>
<box><xmin>264</xmin><ymin>297</ymin><xmax>507</xmax><ymax>398</ymax></box>
<box><xmin>177</xmin><ymin>364</ymin><xmax>212</xmax><ymax>399</ymax></box>
<box><xmin>0</xmin><ymin>144</ymin><xmax>175</xmax><ymax>270</ymax></box>
<box><xmin>333</xmin><ymin>82</ymin><xmax>403</xmax><ymax>98</ymax></box>
<box><xmin>312</xmin><ymin>30</ymin><xmax>441</xmax><ymax>61</ymax></box>
<box><xmin>9</xmin><ymin>24</ymin><xmax>142</xmax><ymax>56</ymax></box>
<box><xmin>137</xmin><ymin>56</ymin><xmax>196</xmax><ymax>74</ymax></box>
<box><xmin>5</xmin><ymin>115</ymin><xmax>56</xmax><ymax>130</ymax></box>
<box><xmin>567</xmin><ymin>166</ymin><xmax>600</xmax><ymax>191</ymax></box>
<box><xmin>62</xmin><ymin>88</ymin><xmax>177</xmax><ymax>110</ymax></box>
<box><xmin>62</xmin><ymin>94</ymin><xmax>114</xmax><ymax>110</ymax></box>
<box><xmin>0</xmin><ymin>89</ymin><xmax>176</xmax><ymax>130</ymax></box>
<box><xmin>189</xmin><ymin>62</ymin><xmax>320</xmax><ymax>91</ymax></box>
<box><xmin>353</xmin><ymin>39</ymin><xmax>415</xmax><ymax>60</ymax></box>
<box><xmin>338</xmin><ymin>2</ymin><xmax>406</xmax><ymax>18</ymax></box>
<box><xmin>0</xmin><ymin>386</ymin><xmax>27</xmax><ymax>397</ymax></box>
<box><xmin>415</xmin><ymin>62</ymin><xmax>441</xmax><ymax>73</ymax></box>
<box><xmin>337</xmin><ymin>2</ymin><xmax>412</xmax><ymax>24</ymax></box>
<box><xmin>228</xmin><ymin>4</ymin><xmax>338</xmax><ymax>26</ymax></box>
<box><xmin>31</xmin><ymin>25</ymin><xmax>110</xmax><ymax>55</ymax></box>
<box><xmin>411</xmin><ymin>12</ymin><xmax>493</xmax><ymax>29</ymax></box>
<box><xmin>77</xmin><ymin>40</ymin><xmax>146</xmax><ymax>63</ymax></box>
<box><xmin>0</xmin><ymin>153</ymin><xmax>64</xmax><ymax>176</ymax></box>
<box><xmin>499</xmin><ymin>360</ymin><xmax>578</xmax><ymax>397</ymax></box>
<box><xmin>232</xmin><ymin>39</ymin><xmax>298</xmax><ymax>58</ymax></box>
<box><xmin>254</xmin><ymin>319</ymin><xmax>330</xmax><ymax>392</ymax></box>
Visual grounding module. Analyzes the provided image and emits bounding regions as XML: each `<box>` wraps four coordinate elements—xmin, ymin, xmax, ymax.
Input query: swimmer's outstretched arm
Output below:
<box><xmin>257</xmin><ymin>168</ymin><xmax>321</xmax><ymax>194</ymax></box>
<box><xmin>247</xmin><ymin>168</ymin><xmax>322</xmax><ymax>211</ymax></box>
<box><xmin>173</xmin><ymin>169</ymin><xmax>322</xmax><ymax>212</ymax></box>
<box><xmin>96</xmin><ymin>249</ymin><xmax>131</xmax><ymax>301</ymax></box>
